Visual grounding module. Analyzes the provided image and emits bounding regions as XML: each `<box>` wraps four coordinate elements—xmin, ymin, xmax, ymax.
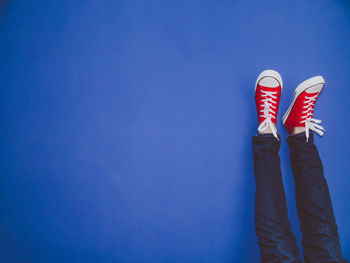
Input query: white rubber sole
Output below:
<box><xmin>282</xmin><ymin>76</ymin><xmax>325</xmax><ymax>125</ymax></box>
<box><xmin>255</xmin><ymin>69</ymin><xmax>283</xmax><ymax>94</ymax></box>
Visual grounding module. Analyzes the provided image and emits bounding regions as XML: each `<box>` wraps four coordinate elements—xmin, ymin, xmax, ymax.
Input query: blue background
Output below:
<box><xmin>1</xmin><ymin>0</ymin><xmax>349</xmax><ymax>262</ymax></box>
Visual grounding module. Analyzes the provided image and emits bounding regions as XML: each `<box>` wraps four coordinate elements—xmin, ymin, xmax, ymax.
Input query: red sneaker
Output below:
<box><xmin>283</xmin><ymin>76</ymin><xmax>326</xmax><ymax>141</ymax></box>
<box><xmin>255</xmin><ymin>70</ymin><xmax>283</xmax><ymax>139</ymax></box>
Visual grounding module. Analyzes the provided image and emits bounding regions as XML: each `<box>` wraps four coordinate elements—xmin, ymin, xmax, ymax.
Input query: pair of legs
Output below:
<box><xmin>253</xmin><ymin>131</ymin><xmax>345</xmax><ymax>262</ymax></box>
<box><xmin>253</xmin><ymin>70</ymin><xmax>346</xmax><ymax>262</ymax></box>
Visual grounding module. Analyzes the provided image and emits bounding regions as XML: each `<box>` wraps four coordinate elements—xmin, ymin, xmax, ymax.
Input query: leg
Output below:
<box><xmin>253</xmin><ymin>134</ymin><xmax>302</xmax><ymax>263</ymax></box>
<box><xmin>287</xmin><ymin>132</ymin><xmax>346</xmax><ymax>263</ymax></box>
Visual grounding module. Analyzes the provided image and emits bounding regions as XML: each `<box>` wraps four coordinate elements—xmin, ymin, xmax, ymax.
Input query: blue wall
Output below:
<box><xmin>0</xmin><ymin>0</ymin><xmax>349</xmax><ymax>262</ymax></box>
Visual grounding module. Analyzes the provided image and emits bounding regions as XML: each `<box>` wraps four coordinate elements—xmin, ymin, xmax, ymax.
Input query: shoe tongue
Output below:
<box><xmin>305</xmin><ymin>83</ymin><xmax>323</xmax><ymax>93</ymax></box>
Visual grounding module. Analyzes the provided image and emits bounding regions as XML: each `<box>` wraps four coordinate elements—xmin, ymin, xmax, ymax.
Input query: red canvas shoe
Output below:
<box><xmin>255</xmin><ymin>70</ymin><xmax>282</xmax><ymax>139</ymax></box>
<box><xmin>283</xmin><ymin>76</ymin><xmax>325</xmax><ymax>141</ymax></box>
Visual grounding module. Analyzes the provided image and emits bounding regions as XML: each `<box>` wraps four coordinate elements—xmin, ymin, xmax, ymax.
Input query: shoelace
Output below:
<box><xmin>257</xmin><ymin>90</ymin><xmax>278</xmax><ymax>140</ymax></box>
<box><xmin>300</xmin><ymin>94</ymin><xmax>325</xmax><ymax>141</ymax></box>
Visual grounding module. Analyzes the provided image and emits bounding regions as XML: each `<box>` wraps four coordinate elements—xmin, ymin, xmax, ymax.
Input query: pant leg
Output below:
<box><xmin>287</xmin><ymin>132</ymin><xmax>347</xmax><ymax>263</ymax></box>
<box><xmin>253</xmin><ymin>134</ymin><xmax>302</xmax><ymax>263</ymax></box>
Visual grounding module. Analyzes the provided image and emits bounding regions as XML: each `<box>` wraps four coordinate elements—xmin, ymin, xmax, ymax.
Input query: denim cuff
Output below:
<box><xmin>287</xmin><ymin>131</ymin><xmax>314</xmax><ymax>149</ymax></box>
<box><xmin>252</xmin><ymin>133</ymin><xmax>281</xmax><ymax>153</ymax></box>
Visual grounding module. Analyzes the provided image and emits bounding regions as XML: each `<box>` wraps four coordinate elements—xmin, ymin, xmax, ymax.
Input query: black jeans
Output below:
<box><xmin>252</xmin><ymin>132</ymin><xmax>346</xmax><ymax>263</ymax></box>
